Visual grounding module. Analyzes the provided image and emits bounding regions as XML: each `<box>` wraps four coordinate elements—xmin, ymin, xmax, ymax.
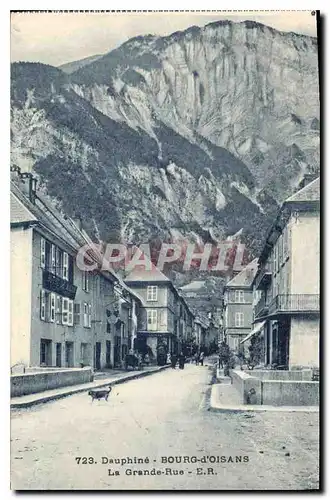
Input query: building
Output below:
<box><xmin>193</xmin><ymin>317</ymin><xmax>209</xmax><ymax>352</ymax></box>
<box><xmin>124</xmin><ymin>266</ymin><xmax>195</xmax><ymax>362</ymax></box>
<box><xmin>223</xmin><ymin>259</ymin><xmax>258</xmax><ymax>353</ymax></box>
<box><xmin>10</xmin><ymin>167</ymin><xmax>139</xmax><ymax>371</ymax></box>
<box><xmin>248</xmin><ymin>177</ymin><xmax>320</xmax><ymax>369</ymax></box>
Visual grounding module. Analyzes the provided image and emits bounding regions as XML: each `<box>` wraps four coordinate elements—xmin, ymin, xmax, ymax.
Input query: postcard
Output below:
<box><xmin>10</xmin><ymin>10</ymin><xmax>320</xmax><ymax>490</ymax></box>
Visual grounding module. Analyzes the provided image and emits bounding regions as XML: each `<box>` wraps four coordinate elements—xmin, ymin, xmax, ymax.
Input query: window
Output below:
<box><xmin>88</xmin><ymin>304</ymin><xmax>92</xmax><ymax>328</ymax></box>
<box><xmin>273</xmin><ymin>245</ymin><xmax>277</xmax><ymax>275</ymax></box>
<box><xmin>63</xmin><ymin>252</ymin><xmax>69</xmax><ymax>281</ymax></box>
<box><xmin>147</xmin><ymin>286</ymin><xmax>158</xmax><ymax>301</ymax></box>
<box><xmin>83</xmin><ymin>302</ymin><xmax>91</xmax><ymax>328</ymax></box>
<box><xmin>74</xmin><ymin>303</ymin><xmax>81</xmax><ymax>325</ymax></box>
<box><xmin>82</xmin><ymin>271</ymin><xmax>90</xmax><ymax>292</ymax></box>
<box><xmin>55</xmin><ymin>248</ymin><xmax>63</xmax><ymax>277</ymax></box>
<box><xmin>62</xmin><ymin>298</ymin><xmax>73</xmax><ymax>326</ymax></box>
<box><xmin>147</xmin><ymin>310</ymin><xmax>158</xmax><ymax>330</ymax></box>
<box><xmin>51</xmin><ymin>244</ymin><xmax>56</xmax><ymax>273</ymax></box>
<box><xmin>49</xmin><ymin>293</ymin><xmax>56</xmax><ymax>323</ymax></box>
<box><xmin>40</xmin><ymin>238</ymin><xmax>46</xmax><ymax>269</ymax></box>
<box><xmin>40</xmin><ymin>290</ymin><xmax>46</xmax><ymax>320</ymax></box>
<box><xmin>235</xmin><ymin>312</ymin><xmax>244</xmax><ymax>327</ymax></box>
<box><xmin>56</xmin><ymin>296</ymin><xmax>62</xmax><ymax>324</ymax></box>
<box><xmin>234</xmin><ymin>290</ymin><xmax>245</xmax><ymax>303</ymax></box>
<box><xmin>68</xmin><ymin>300</ymin><xmax>73</xmax><ymax>326</ymax></box>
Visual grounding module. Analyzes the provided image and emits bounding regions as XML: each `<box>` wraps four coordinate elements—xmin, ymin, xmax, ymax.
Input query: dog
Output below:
<box><xmin>88</xmin><ymin>385</ymin><xmax>112</xmax><ymax>403</ymax></box>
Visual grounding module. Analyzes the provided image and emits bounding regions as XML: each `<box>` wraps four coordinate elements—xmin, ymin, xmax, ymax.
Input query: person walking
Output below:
<box><xmin>178</xmin><ymin>352</ymin><xmax>185</xmax><ymax>370</ymax></box>
<box><xmin>199</xmin><ymin>351</ymin><xmax>205</xmax><ymax>366</ymax></box>
<box><xmin>166</xmin><ymin>352</ymin><xmax>171</xmax><ymax>365</ymax></box>
<box><xmin>194</xmin><ymin>352</ymin><xmax>199</xmax><ymax>365</ymax></box>
<box><xmin>171</xmin><ymin>353</ymin><xmax>177</xmax><ymax>369</ymax></box>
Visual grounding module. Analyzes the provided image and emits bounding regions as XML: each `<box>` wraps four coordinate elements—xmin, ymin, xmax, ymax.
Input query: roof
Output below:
<box><xmin>225</xmin><ymin>258</ymin><xmax>259</xmax><ymax>289</ymax></box>
<box><xmin>11</xmin><ymin>192</ymin><xmax>37</xmax><ymax>224</ymax></box>
<box><xmin>285</xmin><ymin>177</ymin><xmax>320</xmax><ymax>203</ymax></box>
<box><xmin>124</xmin><ymin>265</ymin><xmax>170</xmax><ymax>283</ymax></box>
<box><xmin>180</xmin><ymin>280</ymin><xmax>205</xmax><ymax>291</ymax></box>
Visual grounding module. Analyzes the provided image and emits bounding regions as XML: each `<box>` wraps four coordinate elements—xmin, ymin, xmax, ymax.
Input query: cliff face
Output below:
<box><xmin>11</xmin><ymin>20</ymin><xmax>319</xmax><ymax>257</ymax></box>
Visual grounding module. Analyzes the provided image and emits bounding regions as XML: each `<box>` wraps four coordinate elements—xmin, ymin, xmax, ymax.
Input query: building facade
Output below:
<box><xmin>223</xmin><ymin>259</ymin><xmax>258</xmax><ymax>354</ymax></box>
<box><xmin>10</xmin><ymin>167</ymin><xmax>139</xmax><ymax>371</ymax></box>
<box><xmin>251</xmin><ymin>177</ymin><xmax>320</xmax><ymax>369</ymax></box>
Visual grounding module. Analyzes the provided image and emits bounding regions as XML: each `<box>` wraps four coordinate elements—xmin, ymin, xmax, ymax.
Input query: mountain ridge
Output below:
<box><xmin>10</xmin><ymin>20</ymin><xmax>319</xmax><ymax>264</ymax></box>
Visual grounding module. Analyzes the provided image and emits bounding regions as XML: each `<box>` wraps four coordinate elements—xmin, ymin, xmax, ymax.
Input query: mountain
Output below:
<box><xmin>59</xmin><ymin>54</ymin><xmax>104</xmax><ymax>74</ymax></box>
<box><xmin>10</xmin><ymin>20</ymin><xmax>319</xmax><ymax>264</ymax></box>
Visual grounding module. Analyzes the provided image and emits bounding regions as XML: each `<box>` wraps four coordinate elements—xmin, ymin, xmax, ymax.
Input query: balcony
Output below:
<box><xmin>269</xmin><ymin>294</ymin><xmax>319</xmax><ymax>315</ymax></box>
<box><xmin>254</xmin><ymin>295</ymin><xmax>269</xmax><ymax>320</ymax></box>
<box><xmin>42</xmin><ymin>270</ymin><xmax>77</xmax><ymax>300</ymax></box>
<box><xmin>254</xmin><ymin>265</ymin><xmax>272</xmax><ymax>290</ymax></box>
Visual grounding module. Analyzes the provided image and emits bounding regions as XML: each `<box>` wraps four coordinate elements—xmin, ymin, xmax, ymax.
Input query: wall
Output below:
<box><xmin>251</xmin><ymin>369</ymin><xmax>313</xmax><ymax>381</ymax></box>
<box><xmin>290</xmin><ymin>212</ymin><xmax>320</xmax><ymax>294</ymax></box>
<box><xmin>11</xmin><ymin>367</ymin><xmax>93</xmax><ymax>397</ymax></box>
<box><xmin>30</xmin><ymin>230</ymin><xmax>96</xmax><ymax>368</ymax></box>
<box><xmin>289</xmin><ymin>317</ymin><xmax>319</xmax><ymax>368</ymax></box>
<box><xmin>11</xmin><ymin>227</ymin><xmax>33</xmax><ymax>367</ymax></box>
<box><xmin>261</xmin><ymin>380</ymin><xmax>319</xmax><ymax>406</ymax></box>
<box><xmin>231</xmin><ymin>370</ymin><xmax>319</xmax><ymax>406</ymax></box>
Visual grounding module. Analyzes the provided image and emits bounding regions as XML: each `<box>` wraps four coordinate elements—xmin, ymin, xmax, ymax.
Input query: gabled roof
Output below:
<box><xmin>225</xmin><ymin>258</ymin><xmax>258</xmax><ymax>289</ymax></box>
<box><xmin>11</xmin><ymin>192</ymin><xmax>37</xmax><ymax>224</ymax></box>
<box><xmin>285</xmin><ymin>177</ymin><xmax>320</xmax><ymax>203</ymax></box>
<box><xmin>124</xmin><ymin>265</ymin><xmax>170</xmax><ymax>283</ymax></box>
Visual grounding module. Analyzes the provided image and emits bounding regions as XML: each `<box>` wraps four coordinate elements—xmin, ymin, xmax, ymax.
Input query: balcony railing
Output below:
<box><xmin>254</xmin><ymin>295</ymin><xmax>269</xmax><ymax>319</ymax></box>
<box><xmin>42</xmin><ymin>270</ymin><xmax>77</xmax><ymax>300</ymax></box>
<box><xmin>269</xmin><ymin>294</ymin><xmax>319</xmax><ymax>315</ymax></box>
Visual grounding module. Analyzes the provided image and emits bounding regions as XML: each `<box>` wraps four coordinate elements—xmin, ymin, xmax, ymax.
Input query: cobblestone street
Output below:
<box><xmin>11</xmin><ymin>363</ymin><xmax>319</xmax><ymax>490</ymax></box>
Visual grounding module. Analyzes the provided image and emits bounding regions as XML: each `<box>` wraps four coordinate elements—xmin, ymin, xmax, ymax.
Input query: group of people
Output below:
<box><xmin>168</xmin><ymin>352</ymin><xmax>186</xmax><ymax>370</ymax></box>
<box><xmin>194</xmin><ymin>351</ymin><xmax>205</xmax><ymax>366</ymax></box>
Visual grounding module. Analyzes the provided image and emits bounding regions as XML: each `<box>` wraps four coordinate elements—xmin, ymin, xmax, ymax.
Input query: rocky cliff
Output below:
<box><xmin>11</xmin><ymin>20</ymin><xmax>319</xmax><ymax>259</ymax></box>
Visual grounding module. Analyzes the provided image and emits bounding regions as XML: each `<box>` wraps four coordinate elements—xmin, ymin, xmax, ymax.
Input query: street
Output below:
<box><xmin>11</xmin><ymin>362</ymin><xmax>319</xmax><ymax>490</ymax></box>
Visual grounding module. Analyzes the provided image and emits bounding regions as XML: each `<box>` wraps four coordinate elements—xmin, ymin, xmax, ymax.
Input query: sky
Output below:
<box><xmin>11</xmin><ymin>11</ymin><xmax>317</xmax><ymax>67</ymax></box>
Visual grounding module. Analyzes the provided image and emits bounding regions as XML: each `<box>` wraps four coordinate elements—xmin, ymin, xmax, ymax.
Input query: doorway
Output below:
<box><xmin>65</xmin><ymin>341</ymin><xmax>74</xmax><ymax>367</ymax></box>
<box><xmin>56</xmin><ymin>343</ymin><xmax>62</xmax><ymax>367</ymax></box>
<box><xmin>106</xmin><ymin>340</ymin><xmax>111</xmax><ymax>367</ymax></box>
<box><xmin>40</xmin><ymin>339</ymin><xmax>52</xmax><ymax>366</ymax></box>
<box><xmin>95</xmin><ymin>342</ymin><xmax>101</xmax><ymax>370</ymax></box>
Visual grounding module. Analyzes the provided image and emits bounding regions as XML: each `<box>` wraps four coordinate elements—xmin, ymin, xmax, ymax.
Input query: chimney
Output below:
<box><xmin>20</xmin><ymin>172</ymin><xmax>37</xmax><ymax>204</ymax></box>
<box><xmin>298</xmin><ymin>173</ymin><xmax>317</xmax><ymax>190</ymax></box>
<box><xmin>11</xmin><ymin>166</ymin><xmax>38</xmax><ymax>203</ymax></box>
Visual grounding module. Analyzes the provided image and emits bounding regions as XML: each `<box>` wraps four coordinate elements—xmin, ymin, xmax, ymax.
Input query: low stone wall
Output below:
<box><xmin>230</xmin><ymin>370</ymin><xmax>262</xmax><ymax>405</ymax></box>
<box><xmin>262</xmin><ymin>380</ymin><xmax>319</xmax><ymax>406</ymax></box>
<box><xmin>11</xmin><ymin>367</ymin><xmax>94</xmax><ymax>397</ymax></box>
<box><xmin>251</xmin><ymin>369</ymin><xmax>313</xmax><ymax>381</ymax></box>
<box><xmin>230</xmin><ymin>370</ymin><xmax>319</xmax><ymax>406</ymax></box>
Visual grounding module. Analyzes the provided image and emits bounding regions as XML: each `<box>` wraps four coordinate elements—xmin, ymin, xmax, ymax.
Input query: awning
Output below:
<box><xmin>240</xmin><ymin>321</ymin><xmax>266</xmax><ymax>344</ymax></box>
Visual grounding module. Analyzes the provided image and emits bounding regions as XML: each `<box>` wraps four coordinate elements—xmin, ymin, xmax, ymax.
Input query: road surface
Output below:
<box><xmin>11</xmin><ymin>362</ymin><xmax>319</xmax><ymax>490</ymax></box>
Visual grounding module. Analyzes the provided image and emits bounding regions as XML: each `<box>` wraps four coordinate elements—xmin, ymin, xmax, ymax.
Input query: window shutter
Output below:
<box><xmin>51</xmin><ymin>245</ymin><xmax>56</xmax><ymax>273</ymax></box>
<box><xmin>68</xmin><ymin>300</ymin><xmax>73</xmax><ymax>326</ymax></box>
<box><xmin>63</xmin><ymin>253</ymin><xmax>69</xmax><ymax>281</ymax></box>
<box><xmin>62</xmin><ymin>298</ymin><xmax>69</xmax><ymax>325</ymax></box>
<box><xmin>88</xmin><ymin>304</ymin><xmax>92</xmax><ymax>328</ymax></box>
<box><xmin>74</xmin><ymin>303</ymin><xmax>81</xmax><ymax>325</ymax></box>
<box><xmin>40</xmin><ymin>238</ymin><xmax>46</xmax><ymax>269</ymax></box>
<box><xmin>56</xmin><ymin>296</ymin><xmax>62</xmax><ymax>324</ymax></box>
<box><xmin>40</xmin><ymin>290</ymin><xmax>46</xmax><ymax>320</ymax></box>
<box><xmin>50</xmin><ymin>293</ymin><xmax>56</xmax><ymax>322</ymax></box>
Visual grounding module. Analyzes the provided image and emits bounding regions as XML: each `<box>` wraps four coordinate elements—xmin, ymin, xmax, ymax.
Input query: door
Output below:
<box><xmin>40</xmin><ymin>339</ymin><xmax>52</xmax><ymax>366</ymax></box>
<box><xmin>114</xmin><ymin>336</ymin><xmax>121</xmax><ymax>367</ymax></box>
<box><xmin>106</xmin><ymin>340</ymin><xmax>111</xmax><ymax>367</ymax></box>
<box><xmin>95</xmin><ymin>342</ymin><xmax>101</xmax><ymax>370</ymax></box>
<box><xmin>65</xmin><ymin>342</ymin><xmax>74</xmax><ymax>367</ymax></box>
<box><xmin>56</xmin><ymin>343</ymin><xmax>62</xmax><ymax>367</ymax></box>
